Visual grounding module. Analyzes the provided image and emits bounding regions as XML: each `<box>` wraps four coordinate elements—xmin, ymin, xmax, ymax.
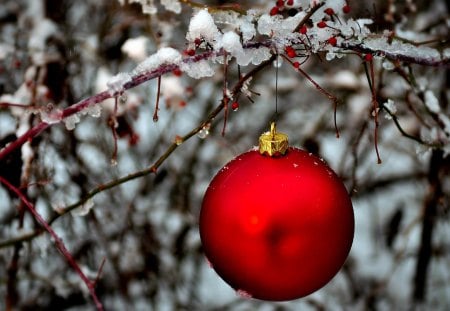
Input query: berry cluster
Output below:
<box><xmin>270</xmin><ymin>0</ymin><xmax>350</xmax><ymax>17</ymax></box>
<box><xmin>274</xmin><ymin>1</ymin><xmax>353</xmax><ymax>61</ymax></box>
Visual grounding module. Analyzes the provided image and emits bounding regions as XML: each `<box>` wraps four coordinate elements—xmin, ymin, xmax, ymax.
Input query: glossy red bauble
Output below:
<box><xmin>200</xmin><ymin>147</ymin><xmax>354</xmax><ymax>301</ymax></box>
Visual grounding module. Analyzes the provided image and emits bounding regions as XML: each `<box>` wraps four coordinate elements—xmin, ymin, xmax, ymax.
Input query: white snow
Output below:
<box><xmin>40</xmin><ymin>105</ymin><xmax>64</xmax><ymax>124</ymax></box>
<box><xmin>133</xmin><ymin>47</ymin><xmax>182</xmax><ymax>76</ymax></box>
<box><xmin>424</xmin><ymin>90</ymin><xmax>440</xmax><ymax>113</ymax></box>
<box><xmin>27</xmin><ymin>19</ymin><xmax>56</xmax><ymax>64</ymax></box>
<box><xmin>239</xmin><ymin>17</ymin><xmax>256</xmax><ymax>42</ymax></box>
<box><xmin>257</xmin><ymin>13</ymin><xmax>307</xmax><ymax>38</ymax></box>
<box><xmin>63</xmin><ymin>113</ymin><xmax>81</xmax><ymax>130</ymax></box>
<box><xmin>107</xmin><ymin>72</ymin><xmax>132</xmax><ymax>95</ymax></box>
<box><xmin>160</xmin><ymin>76</ymin><xmax>185</xmax><ymax>105</ymax></box>
<box><xmin>180</xmin><ymin>59</ymin><xmax>215</xmax><ymax>79</ymax></box>
<box><xmin>186</xmin><ymin>9</ymin><xmax>220</xmax><ymax>44</ymax></box>
<box><xmin>121</xmin><ymin>36</ymin><xmax>149</xmax><ymax>62</ymax></box>
<box><xmin>161</xmin><ymin>0</ymin><xmax>182</xmax><ymax>14</ymax></box>
<box><xmin>362</xmin><ymin>37</ymin><xmax>441</xmax><ymax>62</ymax></box>
<box><xmin>383</xmin><ymin>99</ymin><xmax>397</xmax><ymax>119</ymax></box>
<box><xmin>247</xmin><ymin>46</ymin><xmax>272</xmax><ymax>65</ymax></box>
<box><xmin>221</xmin><ymin>31</ymin><xmax>244</xmax><ymax>56</ymax></box>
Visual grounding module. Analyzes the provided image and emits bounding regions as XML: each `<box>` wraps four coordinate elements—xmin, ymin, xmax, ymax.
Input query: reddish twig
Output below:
<box><xmin>0</xmin><ymin>43</ymin><xmax>271</xmax><ymax>163</ymax></box>
<box><xmin>153</xmin><ymin>76</ymin><xmax>161</xmax><ymax>122</ymax></box>
<box><xmin>0</xmin><ymin>55</ymin><xmax>276</xmax><ymax>250</ymax></box>
<box><xmin>0</xmin><ymin>102</ymin><xmax>30</xmax><ymax>109</ymax></box>
<box><xmin>109</xmin><ymin>96</ymin><xmax>119</xmax><ymax>165</ymax></box>
<box><xmin>340</xmin><ymin>41</ymin><xmax>450</xmax><ymax>68</ymax></box>
<box><xmin>283</xmin><ymin>55</ymin><xmax>340</xmax><ymax>137</ymax></box>
<box><xmin>0</xmin><ymin>176</ymin><xmax>104</xmax><ymax>311</ymax></box>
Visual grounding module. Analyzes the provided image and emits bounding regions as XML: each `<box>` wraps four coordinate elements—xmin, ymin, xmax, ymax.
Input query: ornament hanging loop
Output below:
<box><xmin>259</xmin><ymin>122</ymin><xmax>289</xmax><ymax>157</ymax></box>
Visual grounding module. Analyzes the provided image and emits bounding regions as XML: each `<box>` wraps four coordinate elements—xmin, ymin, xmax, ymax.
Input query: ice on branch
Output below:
<box><xmin>86</xmin><ymin>104</ymin><xmax>102</xmax><ymax>118</ymax></box>
<box><xmin>257</xmin><ymin>12</ymin><xmax>306</xmax><ymax>40</ymax></box>
<box><xmin>64</xmin><ymin>113</ymin><xmax>80</xmax><ymax>130</ymax></box>
<box><xmin>220</xmin><ymin>31</ymin><xmax>271</xmax><ymax>66</ymax></box>
<box><xmin>186</xmin><ymin>9</ymin><xmax>220</xmax><ymax>45</ymax></box>
<box><xmin>40</xmin><ymin>105</ymin><xmax>63</xmax><ymax>124</ymax></box>
<box><xmin>63</xmin><ymin>104</ymin><xmax>102</xmax><ymax>131</ymax></box>
<box><xmin>222</xmin><ymin>31</ymin><xmax>244</xmax><ymax>57</ymax></box>
<box><xmin>133</xmin><ymin>47</ymin><xmax>182</xmax><ymax>76</ymax></box>
<box><xmin>383</xmin><ymin>99</ymin><xmax>397</xmax><ymax>120</ymax></box>
<box><xmin>72</xmin><ymin>199</ymin><xmax>95</xmax><ymax>217</ymax></box>
<box><xmin>180</xmin><ymin>59</ymin><xmax>214</xmax><ymax>79</ymax></box>
<box><xmin>239</xmin><ymin>15</ymin><xmax>257</xmax><ymax>42</ymax></box>
<box><xmin>212</xmin><ymin>10</ymin><xmax>256</xmax><ymax>42</ymax></box>
<box><xmin>107</xmin><ymin>72</ymin><xmax>132</xmax><ymax>95</ymax></box>
<box><xmin>340</xmin><ymin>19</ymin><xmax>373</xmax><ymax>40</ymax></box>
<box><xmin>361</xmin><ymin>37</ymin><xmax>442</xmax><ymax>62</ymax></box>
<box><xmin>243</xmin><ymin>47</ymin><xmax>272</xmax><ymax>65</ymax></box>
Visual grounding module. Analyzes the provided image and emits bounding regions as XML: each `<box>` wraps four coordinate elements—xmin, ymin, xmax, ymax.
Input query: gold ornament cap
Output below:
<box><xmin>259</xmin><ymin>122</ymin><xmax>289</xmax><ymax>156</ymax></box>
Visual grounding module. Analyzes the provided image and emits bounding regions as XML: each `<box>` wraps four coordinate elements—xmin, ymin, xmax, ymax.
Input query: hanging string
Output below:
<box><xmin>273</xmin><ymin>53</ymin><xmax>280</xmax><ymax>125</ymax></box>
<box><xmin>275</xmin><ymin>54</ymin><xmax>279</xmax><ymax>117</ymax></box>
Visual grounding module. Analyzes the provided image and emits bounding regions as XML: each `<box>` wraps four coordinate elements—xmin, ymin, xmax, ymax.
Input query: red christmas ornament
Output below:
<box><xmin>200</xmin><ymin>123</ymin><xmax>354</xmax><ymax>301</ymax></box>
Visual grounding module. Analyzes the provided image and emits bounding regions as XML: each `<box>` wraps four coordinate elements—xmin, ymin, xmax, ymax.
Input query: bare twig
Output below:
<box><xmin>0</xmin><ymin>55</ymin><xmax>275</xmax><ymax>249</ymax></box>
<box><xmin>0</xmin><ymin>176</ymin><xmax>104</xmax><ymax>311</ymax></box>
<box><xmin>341</xmin><ymin>41</ymin><xmax>450</xmax><ymax>68</ymax></box>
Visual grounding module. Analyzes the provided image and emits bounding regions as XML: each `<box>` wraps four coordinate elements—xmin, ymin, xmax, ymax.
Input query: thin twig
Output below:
<box><xmin>222</xmin><ymin>52</ymin><xmax>229</xmax><ymax>136</ymax></box>
<box><xmin>341</xmin><ymin>41</ymin><xmax>450</xmax><ymax>68</ymax></box>
<box><xmin>153</xmin><ymin>76</ymin><xmax>161</xmax><ymax>122</ymax></box>
<box><xmin>0</xmin><ymin>55</ymin><xmax>275</xmax><ymax>249</ymax></box>
<box><xmin>0</xmin><ymin>176</ymin><xmax>104</xmax><ymax>311</ymax></box>
<box><xmin>283</xmin><ymin>55</ymin><xmax>340</xmax><ymax>137</ymax></box>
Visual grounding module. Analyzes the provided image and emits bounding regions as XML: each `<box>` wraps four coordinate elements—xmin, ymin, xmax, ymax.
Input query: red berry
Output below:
<box><xmin>324</xmin><ymin>8</ymin><xmax>335</xmax><ymax>16</ymax></box>
<box><xmin>184</xmin><ymin>49</ymin><xmax>195</xmax><ymax>56</ymax></box>
<box><xmin>269</xmin><ymin>6</ymin><xmax>279</xmax><ymax>15</ymax></box>
<box><xmin>343</xmin><ymin>5</ymin><xmax>351</xmax><ymax>13</ymax></box>
<box><xmin>327</xmin><ymin>37</ymin><xmax>337</xmax><ymax>46</ymax></box>
<box><xmin>231</xmin><ymin>101</ymin><xmax>239</xmax><ymax>111</ymax></box>
<box><xmin>299</xmin><ymin>25</ymin><xmax>308</xmax><ymax>34</ymax></box>
<box><xmin>276</xmin><ymin>0</ymin><xmax>284</xmax><ymax>7</ymax></box>
<box><xmin>317</xmin><ymin>21</ymin><xmax>327</xmax><ymax>28</ymax></box>
<box><xmin>285</xmin><ymin>46</ymin><xmax>296</xmax><ymax>58</ymax></box>
<box><xmin>172</xmin><ymin>68</ymin><xmax>182</xmax><ymax>76</ymax></box>
<box><xmin>364</xmin><ymin>53</ymin><xmax>373</xmax><ymax>62</ymax></box>
<box><xmin>287</xmin><ymin>0</ymin><xmax>294</xmax><ymax>5</ymax></box>
<box><xmin>293</xmin><ymin>61</ymin><xmax>300</xmax><ymax>69</ymax></box>
<box><xmin>194</xmin><ymin>38</ymin><xmax>202</xmax><ymax>46</ymax></box>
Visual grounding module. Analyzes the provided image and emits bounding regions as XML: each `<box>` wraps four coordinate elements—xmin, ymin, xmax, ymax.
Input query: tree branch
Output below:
<box><xmin>0</xmin><ymin>55</ymin><xmax>275</xmax><ymax>249</ymax></box>
<box><xmin>341</xmin><ymin>41</ymin><xmax>450</xmax><ymax>68</ymax></box>
<box><xmin>0</xmin><ymin>176</ymin><xmax>104</xmax><ymax>311</ymax></box>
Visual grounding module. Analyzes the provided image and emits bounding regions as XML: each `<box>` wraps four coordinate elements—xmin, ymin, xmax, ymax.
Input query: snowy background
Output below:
<box><xmin>0</xmin><ymin>0</ymin><xmax>449</xmax><ymax>310</ymax></box>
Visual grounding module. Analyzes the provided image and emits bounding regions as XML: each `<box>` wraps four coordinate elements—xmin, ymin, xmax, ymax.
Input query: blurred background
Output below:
<box><xmin>0</xmin><ymin>0</ymin><xmax>449</xmax><ymax>310</ymax></box>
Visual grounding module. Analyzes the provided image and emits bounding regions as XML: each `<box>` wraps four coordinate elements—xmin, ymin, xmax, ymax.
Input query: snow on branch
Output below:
<box><xmin>342</xmin><ymin>38</ymin><xmax>450</xmax><ymax>67</ymax></box>
<box><xmin>1</xmin><ymin>0</ymin><xmax>447</xmax><ymax>163</ymax></box>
